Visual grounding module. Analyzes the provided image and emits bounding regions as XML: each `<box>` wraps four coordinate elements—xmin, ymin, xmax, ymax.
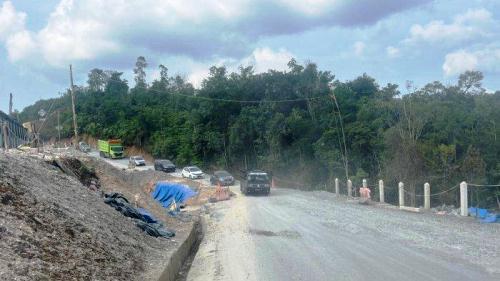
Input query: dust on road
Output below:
<box><xmin>188</xmin><ymin>187</ymin><xmax>500</xmax><ymax>281</ymax></box>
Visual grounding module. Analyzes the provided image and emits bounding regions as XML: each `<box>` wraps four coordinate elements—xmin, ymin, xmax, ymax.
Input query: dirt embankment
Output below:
<box><xmin>0</xmin><ymin>152</ymin><xmax>197</xmax><ymax>281</ymax></box>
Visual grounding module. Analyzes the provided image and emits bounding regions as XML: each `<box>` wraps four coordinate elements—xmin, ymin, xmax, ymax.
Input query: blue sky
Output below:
<box><xmin>1</xmin><ymin>0</ymin><xmax>499</xmax><ymax>112</ymax></box>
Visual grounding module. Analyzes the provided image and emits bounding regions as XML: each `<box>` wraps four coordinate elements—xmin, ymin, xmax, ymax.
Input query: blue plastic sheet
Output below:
<box><xmin>151</xmin><ymin>182</ymin><xmax>197</xmax><ymax>209</ymax></box>
<box><xmin>480</xmin><ymin>214</ymin><xmax>500</xmax><ymax>223</ymax></box>
<box><xmin>469</xmin><ymin>207</ymin><xmax>499</xmax><ymax>223</ymax></box>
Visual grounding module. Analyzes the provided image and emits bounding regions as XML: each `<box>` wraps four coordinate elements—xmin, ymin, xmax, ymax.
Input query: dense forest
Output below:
<box><xmin>19</xmin><ymin>57</ymin><xmax>500</xmax><ymax>207</ymax></box>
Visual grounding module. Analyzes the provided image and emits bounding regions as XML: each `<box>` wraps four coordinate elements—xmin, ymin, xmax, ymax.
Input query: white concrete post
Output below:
<box><xmin>460</xmin><ymin>182</ymin><xmax>468</xmax><ymax>217</ymax></box>
<box><xmin>347</xmin><ymin>179</ymin><xmax>352</xmax><ymax>197</ymax></box>
<box><xmin>379</xmin><ymin>180</ymin><xmax>384</xmax><ymax>203</ymax></box>
<box><xmin>335</xmin><ymin>178</ymin><xmax>339</xmax><ymax>196</ymax></box>
<box><xmin>398</xmin><ymin>182</ymin><xmax>405</xmax><ymax>207</ymax></box>
<box><xmin>424</xmin><ymin>183</ymin><xmax>430</xmax><ymax>210</ymax></box>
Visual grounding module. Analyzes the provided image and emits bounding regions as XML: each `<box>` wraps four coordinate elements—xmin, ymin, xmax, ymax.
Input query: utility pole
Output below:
<box><xmin>57</xmin><ymin>110</ymin><xmax>61</xmax><ymax>143</ymax></box>
<box><xmin>2</xmin><ymin>121</ymin><xmax>9</xmax><ymax>149</ymax></box>
<box><xmin>69</xmin><ymin>64</ymin><xmax>78</xmax><ymax>141</ymax></box>
<box><xmin>330</xmin><ymin>92</ymin><xmax>349</xmax><ymax>180</ymax></box>
<box><xmin>9</xmin><ymin>93</ymin><xmax>13</xmax><ymax>116</ymax></box>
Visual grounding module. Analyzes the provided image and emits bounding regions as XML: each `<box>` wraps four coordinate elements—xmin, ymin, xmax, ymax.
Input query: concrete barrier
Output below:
<box><xmin>347</xmin><ymin>179</ymin><xmax>352</xmax><ymax>197</ymax></box>
<box><xmin>460</xmin><ymin>182</ymin><xmax>468</xmax><ymax>217</ymax></box>
<box><xmin>424</xmin><ymin>183</ymin><xmax>430</xmax><ymax>210</ymax></box>
<box><xmin>400</xmin><ymin>206</ymin><xmax>421</xmax><ymax>213</ymax></box>
<box><xmin>398</xmin><ymin>182</ymin><xmax>405</xmax><ymax>207</ymax></box>
<box><xmin>379</xmin><ymin>180</ymin><xmax>384</xmax><ymax>203</ymax></box>
<box><xmin>335</xmin><ymin>178</ymin><xmax>339</xmax><ymax>196</ymax></box>
<box><xmin>158</xmin><ymin>218</ymin><xmax>202</xmax><ymax>281</ymax></box>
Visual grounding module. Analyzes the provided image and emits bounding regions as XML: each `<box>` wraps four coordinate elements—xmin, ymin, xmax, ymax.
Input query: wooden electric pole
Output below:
<box><xmin>2</xmin><ymin>121</ymin><xmax>9</xmax><ymax>149</ymax></box>
<box><xmin>57</xmin><ymin>110</ymin><xmax>61</xmax><ymax>143</ymax></box>
<box><xmin>9</xmin><ymin>93</ymin><xmax>13</xmax><ymax>115</ymax></box>
<box><xmin>69</xmin><ymin>64</ymin><xmax>79</xmax><ymax>141</ymax></box>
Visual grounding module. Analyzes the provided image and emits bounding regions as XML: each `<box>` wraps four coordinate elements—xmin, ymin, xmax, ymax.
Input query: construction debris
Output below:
<box><xmin>104</xmin><ymin>192</ymin><xmax>175</xmax><ymax>238</ymax></box>
<box><xmin>0</xmin><ymin>150</ymin><xmax>195</xmax><ymax>281</ymax></box>
<box><xmin>431</xmin><ymin>204</ymin><xmax>460</xmax><ymax>216</ymax></box>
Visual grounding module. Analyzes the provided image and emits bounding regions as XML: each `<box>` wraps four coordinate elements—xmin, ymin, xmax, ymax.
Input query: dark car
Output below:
<box><xmin>154</xmin><ymin>159</ymin><xmax>176</xmax><ymax>172</ymax></box>
<box><xmin>240</xmin><ymin>170</ymin><xmax>271</xmax><ymax>195</ymax></box>
<box><xmin>210</xmin><ymin>170</ymin><xmax>235</xmax><ymax>186</ymax></box>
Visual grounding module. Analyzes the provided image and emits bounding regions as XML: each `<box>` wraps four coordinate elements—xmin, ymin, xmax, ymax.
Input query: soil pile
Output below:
<box><xmin>0</xmin><ymin>153</ymin><xmax>175</xmax><ymax>280</ymax></box>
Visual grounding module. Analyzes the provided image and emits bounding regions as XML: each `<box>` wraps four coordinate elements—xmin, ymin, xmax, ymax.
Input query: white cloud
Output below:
<box><xmin>405</xmin><ymin>8</ymin><xmax>493</xmax><ymax>45</ymax></box>
<box><xmin>0</xmin><ymin>1</ymin><xmax>26</xmax><ymax>40</ymax></box>
<box><xmin>443</xmin><ymin>47</ymin><xmax>500</xmax><ymax>76</ymax></box>
<box><xmin>442</xmin><ymin>50</ymin><xmax>478</xmax><ymax>76</ymax></box>
<box><xmin>6</xmin><ymin>30</ymin><xmax>36</xmax><ymax>61</ymax></box>
<box><xmin>353</xmin><ymin>41</ymin><xmax>365</xmax><ymax>56</ymax></box>
<box><xmin>188</xmin><ymin>68</ymin><xmax>211</xmax><ymax>88</ymax></box>
<box><xmin>278</xmin><ymin>0</ymin><xmax>336</xmax><ymax>16</ymax></box>
<box><xmin>386</xmin><ymin>46</ymin><xmax>400</xmax><ymax>58</ymax></box>
<box><xmin>242</xmin><ymin>47</ymin><xmax>294</xmax><ymax>73</ymax></box>
<box><xmin>187</xmin><ymin>47</ymin><xmax>294</xmax><ymax>88</ymax></box>
<box><xmin>1</xmin><ymin>0</ymin><xmax>430</xmax><ymax>67</ymax></box>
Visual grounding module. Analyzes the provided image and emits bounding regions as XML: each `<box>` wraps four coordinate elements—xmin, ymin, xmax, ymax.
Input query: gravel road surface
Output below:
<box><xmin>187</xmin><ymin>186</ymin><xmax>499</xmax><ymax>281</ymax></box>
<box><xmin>88</xmin><ymin>150</ymin><xmax>153</xmax><ymax>171</ymax></box>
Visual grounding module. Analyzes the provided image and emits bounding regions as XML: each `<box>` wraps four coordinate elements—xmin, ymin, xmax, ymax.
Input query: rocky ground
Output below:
<box><xmin>0</xmin><ymin>150</ymin><xmax>200</xmax><ymax>281</ymax></box>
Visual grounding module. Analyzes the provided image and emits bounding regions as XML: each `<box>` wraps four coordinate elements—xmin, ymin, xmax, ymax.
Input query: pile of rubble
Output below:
<box><xmin>431</xmin><ymin>204</ymin><xmax>461</xmax><ymax>216</ymax></box>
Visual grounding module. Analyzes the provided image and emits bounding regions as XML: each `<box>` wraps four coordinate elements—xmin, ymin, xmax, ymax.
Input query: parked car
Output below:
<box><xmin>210</xmin><ymin>170</ymin><xmax>235</xmax><ymax>186</ymax></box>
<box><xmin>154</xmin><ymin>159</ymin><xmax>176</xmax><ymax>173</ymax></box>
<box><xmin>240</xmin><ymin>170</ymin><xmax>271</xmax><ymax>195</ymax></box>
<box><xmin>129</xmin><ymin>155</ymin><xmax>146</xmax><ymax>167</ymax></box>
<box><xmin>78</xmin><ymin>141</ymin><xmax>90</xmax><ymax>153</ymax></box>
<box><xmin>182</xmin><ymin>166</ymin><xmax>204</xmax><ymax>179</ymax></box>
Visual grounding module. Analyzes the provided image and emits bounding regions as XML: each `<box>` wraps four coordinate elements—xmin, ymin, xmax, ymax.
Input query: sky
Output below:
<box><xmin>0</xmin><ymin>0</ymin><xmax>499</xmax><ymax>112</ymax></box>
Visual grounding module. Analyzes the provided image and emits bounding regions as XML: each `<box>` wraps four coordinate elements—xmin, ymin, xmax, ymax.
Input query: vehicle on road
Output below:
<box><xmin>182</xmin><ymin>166</ymin><xmax>204</xmax><ymax>179</ymax></box>
<box><xmin>129</xmin><ymin>155</ymin><xmax>146</xmax><ymax>167</ymax></box>
<box><xmin>98</xmin><ymin>139</ymin><xmax>124</xmax><ymax>159</ymax></box>
<box><xmin>241</xmin><ymin>170</ymin><xmax>271</xmax><ymax>195</ymax></box>
<box><xmin>154</xmin><ymin>159</ymin><xmax>176</xmax><ymax>172</ymax></box>
<box><xmin>210</xmin><ymin>170</ymin><xmax>235</xmax><ymax>186</ymax></box>
<box><xmin>78</xmin><ymin>141</ymin><xmax>90</xmax><ymax>153</ymax></box>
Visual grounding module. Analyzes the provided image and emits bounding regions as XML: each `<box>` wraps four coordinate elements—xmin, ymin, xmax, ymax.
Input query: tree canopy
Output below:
<box><xmin>19</xmin><ymin>60</ymin><xmax>500</xmax><ymax>208</ymax></box>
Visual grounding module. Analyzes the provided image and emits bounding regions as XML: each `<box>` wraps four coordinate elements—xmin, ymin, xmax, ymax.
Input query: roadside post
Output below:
<box><xmin>335</xmin><ymin>178</ymin><xmax>339</xmax><ymax>196</ymax></box>
<box><xmin>460</xmin><ymin>182</ymin><xmax>468</xmax><ymax>216</ymax></box>
<box><xmin>398</xmin><ymin>182</ymin><xmax>405</xmax><ymax>207</ymax></box>
<box><xmin>379</xmin><ymin>180</ymin><xmax>384</xmax><ymax>203</ymax></box>
<box><xmin>424</xmin><ymin>183</ymin><xmax>430</xmax><ymax>209</ymax></box>
<box><xmin>347</xmin><ymin>179</ymin><xmax>352</xmax><ymax>197</ymax></box>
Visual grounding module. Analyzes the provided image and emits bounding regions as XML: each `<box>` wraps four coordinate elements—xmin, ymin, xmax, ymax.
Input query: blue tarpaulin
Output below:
<box><xmin>469</xmin><ymin>207</ymin><xmax>499</xmax><ymax>223</ymax></box>
<box><xmin>151</xmin><ymin>182</ymin><xmax>197</xmax><ymax>209</ymax></box>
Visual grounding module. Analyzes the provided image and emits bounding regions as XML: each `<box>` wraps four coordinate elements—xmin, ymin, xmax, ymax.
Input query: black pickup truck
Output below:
<box><xmin>240</xmin><ymin>170</ymin><xmax>271</xmax><ymax>195</ymax></box>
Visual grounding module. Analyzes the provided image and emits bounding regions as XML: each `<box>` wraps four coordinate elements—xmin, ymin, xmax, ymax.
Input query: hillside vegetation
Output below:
<box><xmin>19</xmin><ymin>58</ymin><xmax>500</xmax><ymax>207</ymax></box>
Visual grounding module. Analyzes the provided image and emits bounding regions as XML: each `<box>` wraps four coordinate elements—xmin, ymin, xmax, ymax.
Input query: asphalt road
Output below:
<box><xmin>87</xmin><ymin>150</ymin><xmax>221</xmax><ymax>187</ymax></box>
<box><xmin>187</xmin><ymin>186</ymin><xmax>499</xmax><ymax>281</ymax></box>
<box><xmin>88</xmin><ymin>150</ymin><xmax>153</xmax><ymax>171</ymax></box>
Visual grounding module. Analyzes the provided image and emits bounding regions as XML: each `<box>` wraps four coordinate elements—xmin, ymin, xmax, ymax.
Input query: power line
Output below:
<box><xmin>164</xmin><ymin>92</ymin><xmax>327</xmax><ymax>103</ymax></box>
<box><xmin>468</xmin><ymin>184</ymin><xmax>500</xmax><ymax>187</ymax></box>
<box><xmin>37</xmin><ymin>98</ymin><xmax>57</xmax><ymax>134</ymax></box>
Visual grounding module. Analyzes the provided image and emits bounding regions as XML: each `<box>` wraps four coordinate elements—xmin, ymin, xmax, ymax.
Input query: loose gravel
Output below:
<box><xmin>0</xmin><ymin>152</ymin><xmax>185</xmax><ymax>281</ymax></box>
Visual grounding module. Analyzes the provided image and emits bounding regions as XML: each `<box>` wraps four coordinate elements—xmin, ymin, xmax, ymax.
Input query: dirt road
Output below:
<box><xmin>88</xmin><ymin>150</ymin><xmax>153</xmax><ymax>171</ymax></box>
<box><xmin>187</xmin><ymin>187</ymin><xmax>499</xmax><ymax>281</ymax></box>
